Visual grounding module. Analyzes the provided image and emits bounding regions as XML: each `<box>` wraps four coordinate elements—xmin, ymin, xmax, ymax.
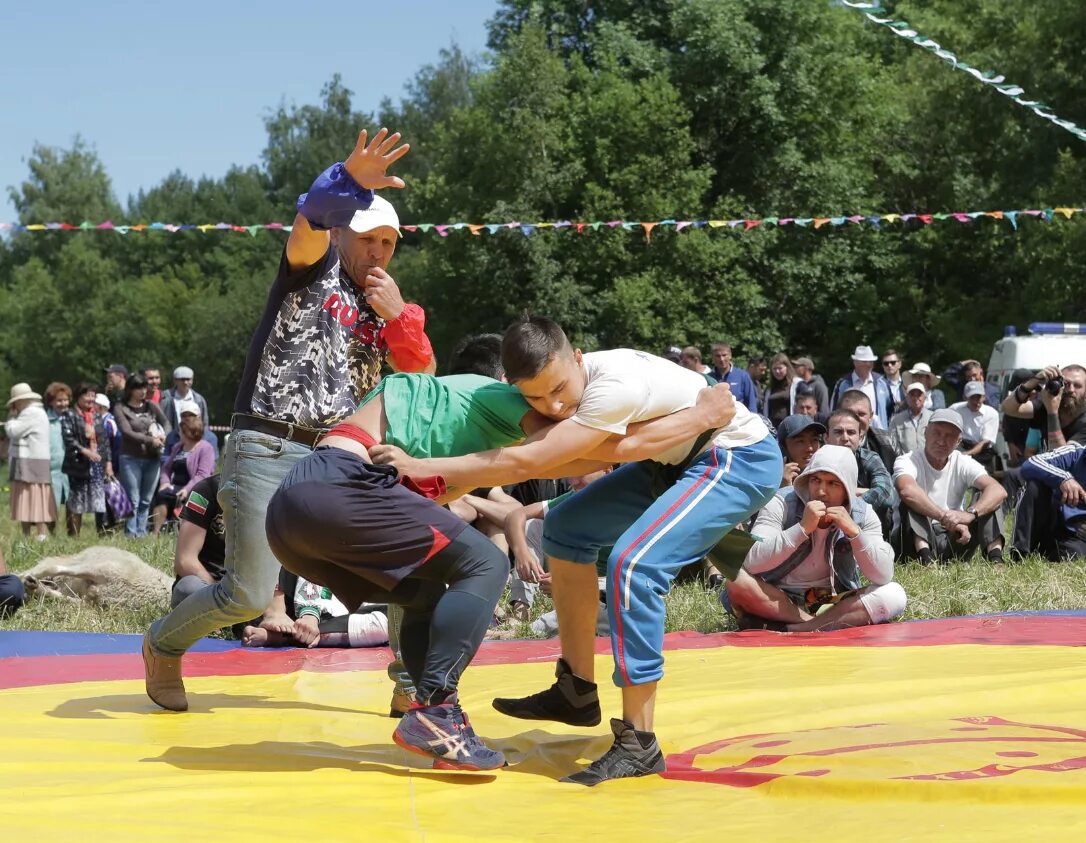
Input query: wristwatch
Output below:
<box><xmin>966</xmin><ymin>507</ymin><xmax>979</xmax><ymax>521</ymax></box>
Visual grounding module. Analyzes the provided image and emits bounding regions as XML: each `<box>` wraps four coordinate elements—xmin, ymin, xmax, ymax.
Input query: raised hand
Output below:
<box><xmin>344</xmin><ymin>128</ymin><xmax>411</xmax><ymax>190</ymax></box>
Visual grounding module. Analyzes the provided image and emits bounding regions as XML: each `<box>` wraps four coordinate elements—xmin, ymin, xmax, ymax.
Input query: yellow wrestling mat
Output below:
<box><xmin>2</xmin><ymin>618</ymin><xmax>1086</xmax><ymax>841</ymax></box>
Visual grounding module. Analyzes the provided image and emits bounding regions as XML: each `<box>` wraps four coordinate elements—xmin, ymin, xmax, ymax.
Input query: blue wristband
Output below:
<box><xmin>296</xmin><ymin>162</ymin><xmax>375</xmax><ymax>231</ymax></box>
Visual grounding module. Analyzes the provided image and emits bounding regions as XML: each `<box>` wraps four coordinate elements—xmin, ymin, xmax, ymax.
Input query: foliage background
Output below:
<box><xmin>2</xmin><ymin>0</ymin><xmax>1084</xmax><ymax>420</ymax></box>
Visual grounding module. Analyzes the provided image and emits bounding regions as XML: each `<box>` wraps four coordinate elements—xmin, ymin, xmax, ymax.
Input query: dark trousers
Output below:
<box><xmin>1010</xmin><ymin>477</ymin><xmax>1086</xmax><ymax>561</ymax></box>
<box><xmin>274</xmin><ymin>527</ymin><xmax>507</xmax><ymax>704</ymax></box>
<box><xmin>903</xmin><ymin>507</ymin><xmax>1003</xmax><ymax>560</ymax></box>
<box><xmin>0</xmin><ymin>574</ymin><xmax>26</xmax><ymax>615</ymax></box>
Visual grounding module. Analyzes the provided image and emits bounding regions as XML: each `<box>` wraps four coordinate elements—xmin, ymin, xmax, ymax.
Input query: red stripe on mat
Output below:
<box><xmin>3</xmin><ymin>615</ymin><xmax>1085</xmax><ymax>691</ymax></box>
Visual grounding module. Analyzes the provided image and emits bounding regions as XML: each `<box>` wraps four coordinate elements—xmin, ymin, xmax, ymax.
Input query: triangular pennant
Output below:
<box><xmin>434</xmin><ymin>225</ymin><xmax>449</xmax><ymax>236</ymax></box>
<box><xmin>743</xmin><ymin>219</ymin><xmax>762</xmax><ymax>231</ymax></box>
<box><xmin>813</xmin><ymin>218</ymin><xmax>832</xmax><ymax>229</ymax></box>
<box><xmin>401</xmin><ymin>225</ymin><xmax>418</xmax><ymax>233</ymax></box>
<box><xmin>707</xmin><ymin>220</ymin><xmax>728</xmax><ymax>228</ymax></box>
<box><xmin>468</xmin><ymin>224</ymin><xmax>484</xmax><ymax>235</ymax></box>
<box><xmin>417</xmin><ymin>224</ymin><xmax>433</xmax><ymax>232</ymax></box>
<box><xmin>1054</xmin><ymin>207</ymin><xmax>1076</xmax><ymax>219</ymax></box>
<box><xmin>520</xmin><ymin>224</ymin><xmax>536</xmax><ymax>236</ymax></box>
<box><xmin>486</xmin><ymin>224</ymin><xmax>501</xmax><ymax>235</ymax></box>
<box><xmin>641</xmin><ymin>222</ymin><xmax>657</xmax><ymax>242</ymax></box>
<box><xmin>1004</xmin><ymin>211</ymin><xmax>1019</xmax><ymax>230</ymax></box>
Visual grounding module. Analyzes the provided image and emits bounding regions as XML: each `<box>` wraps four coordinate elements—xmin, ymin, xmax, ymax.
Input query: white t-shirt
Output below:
<box><xmin>950</xmin><ymin>401</ymin><xmax>999</xmax><ymax>444</ymax></box>
<box><xmin>893</xmin><ymin>449</ymin><xmax>986</xmax><ymax>510</ymax></box>
<box><xmin>572</xmin><ymin>349</ymin><xmax>769</xmax><ymax>464</ymax></box>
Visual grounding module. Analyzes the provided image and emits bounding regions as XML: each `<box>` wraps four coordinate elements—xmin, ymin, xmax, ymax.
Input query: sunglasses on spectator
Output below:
<box><xmin>881</xmin><ymin>359</ymin><xmax>900</xmax><ymax>366</ymax></box>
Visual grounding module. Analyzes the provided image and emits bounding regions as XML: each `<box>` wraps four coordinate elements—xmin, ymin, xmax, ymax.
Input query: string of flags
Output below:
<box><xmin>837</xmin><ymin>1</ymin><xmax>1086</xmax><ymax>143</ymax></box>
<box><xmin>1</xmin><ymin>207</ymin><xmax>1083</xmax><ymax>242</ymax></box>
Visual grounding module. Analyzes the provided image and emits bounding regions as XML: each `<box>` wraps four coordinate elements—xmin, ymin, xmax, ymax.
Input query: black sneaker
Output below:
<box><xmin>986</xmin><ymin>547</ymin><xmax>1005</xmax><ymax>564</ymax></box>
<box><xmin>561</xmin><ymin>718</ymin><xmax>666</xmax><ymax>786</ymax></box>
<box><xmin>492</xmin><ymin>657</ymin><xmax>601</xmax><ymax>727</ymax></box>
<box><xmin>916</xmin><ymin>547</ymin><xmax>934</xmax><ymax>566</ymax></box>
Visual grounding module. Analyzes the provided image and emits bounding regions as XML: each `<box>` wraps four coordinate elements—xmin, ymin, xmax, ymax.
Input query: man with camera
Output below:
<box><xmin>1001</xmin><ymin>364</ymin><xmax>1086</xmax><ymax>559</ymax></box>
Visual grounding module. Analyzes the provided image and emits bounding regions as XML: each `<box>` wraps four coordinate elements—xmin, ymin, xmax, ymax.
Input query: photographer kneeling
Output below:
<box><xmin>1001</xmin><ymin>364</ymin><xmax>1086</xmax><ymax>558</ymax></box>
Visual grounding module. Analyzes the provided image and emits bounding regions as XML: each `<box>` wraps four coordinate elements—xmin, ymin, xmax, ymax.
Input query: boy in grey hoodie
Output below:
<box><xmin>723</xmin><ymin>444</ymin><xmax>906</xmax><ymax>631</ymax></box>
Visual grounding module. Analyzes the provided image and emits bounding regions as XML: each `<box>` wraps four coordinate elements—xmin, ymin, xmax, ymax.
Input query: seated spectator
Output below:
<box><xmin>710</xmin><ymin>342</ymin><xmax>759</xmax><ymax>411</ymax></box>
<box><xmin>1017</xmin><ymin>444</ymin><xmax>1086</xmax><ymax>561</ymax></box>
<box><xmin>904</xmin><ymin>363</ymin><xmax>946</xmax><ymax>410</ymax></box>
<box><xmin>894</xmin><ymin>409</ymin><xmax>1006</xmax><ymax>564</ymax></box>
<box><xmin>889</xmin><ymin>382</ymin><xmax>932</xmax><ymax>455</ymax></box>
<box><xmin>793</xmin><ymin>391</ymin><xmax>825</xmax><ymax>423</ymax></box>
<box><xmin>792</xmin><ymin>356</ymin><xmax>830</xmax><ymax>414</ymax></box>
<box><xmin>825</xmin><ymin>409</ymin><xmax>898</xmax><ymax>518</ymax></box>
<box><xmin>838</xmin><ymin>389</ymin><xmax>899</xmax><ymax>474</ymax></box>
<box><xmin>60</xmin><ymin>382</ymin><xmax>115</xmax><ymax>537</ymax></box>
<box><xmin>504</xmin><ymin>470</ymin><xmax>612</xmax><ymax>631</ymax></box>
<box><xmin>951</xmin><ymin>381</ymin><xmax>999</xmax><ymax>468</ymax></box>
<box><xmin>242</xmin><ymin>568</ymin><xmax>389</xmax><ymax>649</ymax></box>
<box><xmin>831</xmin><ymin>345</ymin><xmax>894</xmax><ymax>429</ymax></box>
<box><xmin>1001</xmin><ymin>365</ymin><xmax>1086</xmax><ymax>450</ymax></box>
<box><xmin>777</xmin><ymin>414</ymin><xmax>825</xmax><ymax>488</ymax></box>
<box><xmin>151</xmin><ymin>401</ymin><xmax>216</xmax><ymax>535</ymax></box>
<box><xmin>5</xmin><ymin>383</ymin><xmax>56</xmax><ymax>540</ymax></box>
<box><xmin>1002</xmin><ymin>365</ymin><xmax>1086</xmax><ymax>556</ymax></box>
<box><xmin>943</xmin><ymin>359</ymin><xmax>1003</xmax><ymax>408</ymax></box>
<box><xmin>170</xmin><ymin>473</ymin><xmax>225</xmax><ymax>608</ymax></box>
<box><xmin>680</xmin><ymin>346</ymin><xmax>714</xmax><ymax>379</ymax></box>
<box><xmin>722</xmin><ymin>444</ymin><xmax>906</xmax><ymax>632</ymax></box>
<box><xmin>763</xmin><ymin>353</ymin><xmax>802</xmax><ymax>427</ymax></box>
<box><xmin>0</xmin><ymin>544</ymin><xmax>26</xmax><ymax>616</ymax></box>
<box><xmin>1002</xmin><ymin>369</ymin><xmax>1043</xmax><ymax>468</ymax></box>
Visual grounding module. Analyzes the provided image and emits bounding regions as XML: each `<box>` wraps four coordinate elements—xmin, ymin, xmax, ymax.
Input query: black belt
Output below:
<box><xmin>230</xmin><ymin>413</ymin><xmax>324</xmax><ymax>448</ymax></box>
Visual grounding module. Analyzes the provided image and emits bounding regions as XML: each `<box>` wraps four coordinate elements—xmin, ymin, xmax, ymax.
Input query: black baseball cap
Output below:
<box><xmin>777</xmin><ymin>413</ymin><xmax>827</xmax><ymax>444</ymax></box>
<box><xmin>104</xmin><ymin>364</ymin><xmax>129</xmax><ymax>376</ymax></box>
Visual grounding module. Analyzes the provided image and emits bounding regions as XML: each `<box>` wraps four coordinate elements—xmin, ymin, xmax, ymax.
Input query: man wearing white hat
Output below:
<box><xmin>951</xmin><ymin>381</ymin><xmax>999</xmax><ymax>468</ymax></box>
<box><xmin>889</xmin><ymin>381</ymin><xmax>932</xmax><ymax>454</ymax></box>
<box><xmin>905</xmin><ymin>362</ymin><xmax>946</xmax><ymax>410</ymax></box>
<box><xmin>831</xmin><ymin>345</ymin><xmax>894</xmax><ymax>430</ymax></box>
<box><xmin>144</xmin><ymin>127</ymin><xmax>434</xmax><ymax>715</ymax></box>
<box><xmin>160</xmin><ymin>366</ymin><xmax>210</xmax><ymax>433</ymax></box>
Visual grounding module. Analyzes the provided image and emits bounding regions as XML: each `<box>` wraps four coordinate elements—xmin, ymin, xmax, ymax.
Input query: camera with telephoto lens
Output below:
<box><xmin>1044</xmin><ymin>376</ymin><xmax>1065</xmax><ymax>396</ymax></box>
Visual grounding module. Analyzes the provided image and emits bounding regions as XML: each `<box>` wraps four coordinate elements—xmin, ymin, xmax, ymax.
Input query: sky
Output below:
<box><xmin>0</xmin><ymin>1</ymin><xmax>500</xmax><ymax>221</ymax></box>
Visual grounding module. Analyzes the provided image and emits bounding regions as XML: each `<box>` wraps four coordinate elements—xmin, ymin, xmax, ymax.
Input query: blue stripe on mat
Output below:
<box><xmin>0</xmin><ymin>631</ymin><xmax>238</xmax><ymax>658</ymax></box>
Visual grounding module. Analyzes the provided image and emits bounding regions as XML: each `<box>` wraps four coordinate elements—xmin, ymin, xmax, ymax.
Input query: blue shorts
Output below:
<box><xmin>542</xmin><ymin>436</ymin><xmax>782</xmax><ymax>686</ymax></box>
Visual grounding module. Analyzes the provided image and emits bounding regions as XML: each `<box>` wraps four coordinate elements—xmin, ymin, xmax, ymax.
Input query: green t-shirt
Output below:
<box><xmin>360</xmin><ymin>373</ymin><xmax>531</xmax><ymax>458</ymax></box>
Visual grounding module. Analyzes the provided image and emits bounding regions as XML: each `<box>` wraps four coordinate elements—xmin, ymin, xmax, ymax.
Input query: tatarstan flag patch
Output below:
<box><xmin>186</xmin><ymin>491</ymin><xmax>209</xmax><ymax>516</ymax></box>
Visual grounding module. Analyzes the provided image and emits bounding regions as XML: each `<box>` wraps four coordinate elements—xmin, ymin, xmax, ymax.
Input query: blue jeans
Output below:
<box><xmin>119</xmin><ymin>455</ymin><xmax>161</xmax><ymax>537</ymax></box>
<box><xmin>149</xmin><ymin>430</ymin><xmax>311</xmax><ymax>657</ymax></box>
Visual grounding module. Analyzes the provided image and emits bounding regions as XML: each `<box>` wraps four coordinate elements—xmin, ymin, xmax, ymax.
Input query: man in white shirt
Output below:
<box><xmin>373</xmin><ymin>317</ymin><xmax>782</xmax><ymax>785</ymax></box>
<box><xmin>951</xmin><ymin>381</ymin><xmax>999</xmax><ymax>468</ymax></box>
<box><xmin>893</xmin><ymin>409</ymin><xmax>1006</xmax><ymax>564</ymax></box>
<box><xmin>889</xmin><ymin>382</ymin><xmax>932</xmax><ymax>454</ymax></box>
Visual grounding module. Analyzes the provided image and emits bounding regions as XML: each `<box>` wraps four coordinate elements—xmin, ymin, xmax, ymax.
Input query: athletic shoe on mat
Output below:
<box><xmin>393</xmin><ymin>697</ymin><xmax>506</xmax><ymax>771</ymax></box>
<box><xmin>561</xmin><ymin>718</ymin><xmax>666</xmax><ymax>786</ymax></box>
<box><xmin>492</xmin><ymin>657</ymin><xmax>601</xmax><ymax>726</ymax></box>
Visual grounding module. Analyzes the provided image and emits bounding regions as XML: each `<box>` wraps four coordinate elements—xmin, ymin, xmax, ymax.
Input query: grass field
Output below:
<box><xmin>3</xmin><ymin>511</ymin><xmax>1085</xmax><ymax>638</ymax></box>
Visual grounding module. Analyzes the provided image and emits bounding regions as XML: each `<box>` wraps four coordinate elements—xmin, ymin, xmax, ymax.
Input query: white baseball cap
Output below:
<box><xmin>347</xmin><ymin>194</ymin><xmax>401</xmax><ymax>237</ymax></box>
<box><xmin>964</xmin><ymin>381</ymin><xmax>986</xmax><ymax>398</ymax></box>
<box><xmin>906</xmin><ymin>381</ymin><xmax>927</xmax><ymax>394</ymax></box>
<box><xmin>94</xmin><ymin>394</ymin><xmax>111</xmax><ymax>410</ymax></box>
<box><xmin>175</xmin><ymin>399</ymin><xmax>201</xmax><ymax>417</ymax></box>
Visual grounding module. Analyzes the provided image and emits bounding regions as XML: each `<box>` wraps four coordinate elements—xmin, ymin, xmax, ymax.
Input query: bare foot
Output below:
<box><xmin>242</xmin><ymin>625</ymin><xmax>269</xmax><ymax>647</ymax></box>
<box><xmin>259</xmin><ymin>613</ymin><xmax>295</xmax><ymax>634</ymax></box>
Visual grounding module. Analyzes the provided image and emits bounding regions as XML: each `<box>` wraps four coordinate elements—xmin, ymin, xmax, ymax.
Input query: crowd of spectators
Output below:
<box><xmin>2</xmin><ymin>340</ymin><xmax>1085</xmax><ymax>641</ymax></box>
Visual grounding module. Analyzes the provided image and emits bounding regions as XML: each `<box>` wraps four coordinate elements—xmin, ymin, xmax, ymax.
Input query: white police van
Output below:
<box><xmin>987</xmin><ymin>322</ymin><xmax>1086</xmax><ymax>469</ymax></box>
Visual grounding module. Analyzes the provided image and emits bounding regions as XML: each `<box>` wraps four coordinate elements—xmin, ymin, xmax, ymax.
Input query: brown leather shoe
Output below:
<box><xmin>142</xmin><ymin>634</ymin><xmax>188</xmax><ymax>711</ymax></box>
<box><xmin>389</xmin><ymin>688</ymin><xmax>415</xmax><ymax>719</ymax></box>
